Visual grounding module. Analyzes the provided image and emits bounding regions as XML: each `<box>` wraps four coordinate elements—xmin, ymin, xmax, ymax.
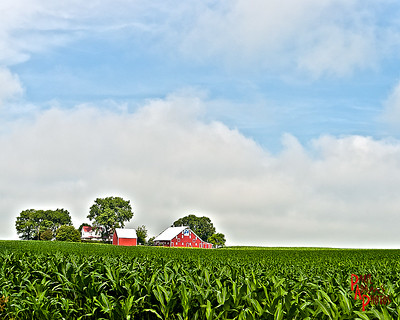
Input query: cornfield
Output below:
<box><xmin>0</xmin><ymin>241</ymin><xmax>399</xmax><ymax>319</ymax></box>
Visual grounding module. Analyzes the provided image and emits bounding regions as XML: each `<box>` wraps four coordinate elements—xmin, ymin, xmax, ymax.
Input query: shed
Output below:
<box><xmin>112</xmin><ymin>228</ymin><xmax>137</xmax><ymax>246</ymax></box>
<box><xmin>154</xmin><ymin>226</ymin><xmax>212</xmax><ymax>248</ymax></box>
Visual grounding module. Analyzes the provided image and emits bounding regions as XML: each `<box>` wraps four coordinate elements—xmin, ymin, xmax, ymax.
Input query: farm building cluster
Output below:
<box><xmin>81</xmin><ymin>225</ymin><xmax>213</xmax><ymax>248</ymax></box>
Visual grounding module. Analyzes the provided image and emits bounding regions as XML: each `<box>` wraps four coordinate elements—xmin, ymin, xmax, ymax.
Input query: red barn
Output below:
<box><xmin>112</xmin><ymin>228</ymin><xmax>137</xmax><ymax>246</ymax></box>
<box><xmin>154</xmin><ymin>226</ymin><xmax>213</xmax><ymax>248</ymax></box>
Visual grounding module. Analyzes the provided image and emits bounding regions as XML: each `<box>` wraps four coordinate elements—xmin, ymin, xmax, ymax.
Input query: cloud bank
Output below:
<box><xmin>2</xmin><ymin>93</ymin><xmax>400</xmax><ymax>247</ymax></box>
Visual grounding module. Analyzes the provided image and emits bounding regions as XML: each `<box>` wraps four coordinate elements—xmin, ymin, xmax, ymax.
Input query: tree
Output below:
<box><xmin>173</xmin><ymin>214</ymin><xmax>216</xmax><ymax>242</ymax></box>
<box><xmin>15</xmin><ymin>208</ymin><xmax>72</xmax><ymax>240</ymax></box>
<box><xmin>136</xmin><ymin>225</ymin><xmax>148</xmax><ymax>245</ymax></box>
<box><xmin>87</xmin><ymin>196</ymin><xmax>134</xmax><ymax>241</ymax></box>
<box><xmin>208</xmin><ymin>233</ymin><xmax>226</xmax><ymax>248</ymax></box>
<box><xmin>47</xmin><ymin>209</ymin><xmax>72</xmax><ymax>234</ymax></box>
<box><xmin>40</xmin><ymin>229</ymin><xmax>53</xmax><ymax>241</ymax></box>
<box><xmin>15</xmin><ymin>209</ymin><xmax>37</xmax><ymax>240</ymax></box>
<box><xmin>147</xmin><ymin>236</ymin><xmax>155</xmax><ymax>246</ymax></box>
<box><xmin>56</xmin><ymin>225</ymin><xmax>81</xmax><ymax>242</ymax></box>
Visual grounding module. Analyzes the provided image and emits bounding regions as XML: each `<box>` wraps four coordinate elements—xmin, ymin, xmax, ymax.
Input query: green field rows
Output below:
<box><xmin>0</xmin><ymin>241</ymin><xmax>399</xmax><ymax>319</ymax></box>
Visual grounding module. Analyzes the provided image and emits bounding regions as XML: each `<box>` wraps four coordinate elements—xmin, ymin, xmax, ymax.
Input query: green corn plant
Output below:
<box><xmin>2</xmin><ymin>241</ymin><xmax>400</xmax><ymax>319</ymax></box>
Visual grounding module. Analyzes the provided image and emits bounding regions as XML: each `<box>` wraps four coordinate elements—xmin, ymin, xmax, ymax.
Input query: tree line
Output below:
<box><xmin>15</xmin><ymin>208</ymin><xmax>78</xmax><ymax>241</ymax></box>
<box><xmin>15</xmin><ymin>196</ymin><xmax>226</xmax><ymax>247</ymax></box>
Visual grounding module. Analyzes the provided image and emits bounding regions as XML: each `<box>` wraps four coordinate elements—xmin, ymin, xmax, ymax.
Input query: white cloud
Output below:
<box><xmin>0</xmin><ymin>68</ymin><xmax>23</xmax><ymax>106</ymax></box>
<box><xmin>296</xmin><ymin>24</ymin><xmax>378</xmax><ymax>78</ymax></box>
<box><xmin>177</xmin><ymin>0</ymin><xmax>388</xmax><ymax>77</ymax></box>
<box><xmin>2</xmin><ymin>93</ymin><xmax>400</xmax><ymax>248</ymax></box>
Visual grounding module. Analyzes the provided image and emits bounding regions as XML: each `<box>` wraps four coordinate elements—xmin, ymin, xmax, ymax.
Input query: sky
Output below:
<box><xmin>2</xmin><ymin>0</ymin><xmax>400</xmax><ymax>248</ymax></box>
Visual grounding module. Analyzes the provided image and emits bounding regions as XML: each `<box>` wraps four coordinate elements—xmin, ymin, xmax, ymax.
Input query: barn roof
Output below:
<box><xmin>154</xmin><ymin>226</ymin><xmax>188</xmax><ymax>241</ymax></box>
<box><xmin>114</xmin><ymin>228</ymin><xmax>137</xmax><ymax>238</ymax></box>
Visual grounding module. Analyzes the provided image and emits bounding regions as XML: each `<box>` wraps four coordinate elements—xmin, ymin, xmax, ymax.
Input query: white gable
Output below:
<box><xmin>115</xmin><ymin>228</ymin><xmax>137</xmax><ymax>239</ymax></box>
<box><xmin>154</xmin><ymin>226</ymin><xmax>188</xmax><ymax>241</ymax></box>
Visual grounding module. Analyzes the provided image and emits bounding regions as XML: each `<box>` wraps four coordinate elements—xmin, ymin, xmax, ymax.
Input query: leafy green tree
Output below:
<box><xmin>147</xmin><ymin>236</ymin><xmax>155</xmax><ymax>246</ymax></box>
<box><xmin>87</xmin><ymin>196</ymin><xmax>134</xmax><ymax>241</ymax></box>
<box><xmin>47</xmin><ymin>209</ymin><xmax>72</xmax><ymax>234</ymax></box>
<box><xmin>15</xmin><ymin>209</ymin><xmax>37</xmax><ymax>240</ymax></box>
<box><xmin>208</xmin><ymin>233</ymin><xmax>226</xmax><ymax>248</ymax></box>
<box><xmin>15</xmin><ymin>209</ymin><xmax>72</xmax><ymax>240</ymax></box>
<box><xmin>40</xmin><ymin>229</ymin><xmax>53</xmax><ymax>241</ymax></box>
<box><xmin>173</xmin><ymin>214</ymin><xmax>216</xmax><ymax>242</ymax></box>
<box><xmin>56</xmin><ymin>225</ymin><xmax>81</xmax><ymax>242</ymax></box>
<box><xmin>136</xmin><ymin>225</ymin><xmax>148</xmax><ymax>245</ymax></box>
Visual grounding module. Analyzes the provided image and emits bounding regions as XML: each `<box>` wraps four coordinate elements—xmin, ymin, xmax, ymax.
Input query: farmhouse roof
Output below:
<box><xmin>114</xmin><ymin>228</ymin><xmax>137</xmax><ymax>239</ymax></box>
<box><xmin>154</xmin><ymin>226</ymin><xmax>188</xmax><ymax>241</ymax></box>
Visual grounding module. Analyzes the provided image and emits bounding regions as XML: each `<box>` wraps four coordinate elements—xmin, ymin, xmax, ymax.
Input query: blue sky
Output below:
<box><xmin>8</xmin><ymin>3</ymin><xmax>397</xmax><ymax>149</ymax></box>
<box><xmin>2</xmin><ymin>0</ymin><xmax>400</xmax><ymax>247</ymax></box>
